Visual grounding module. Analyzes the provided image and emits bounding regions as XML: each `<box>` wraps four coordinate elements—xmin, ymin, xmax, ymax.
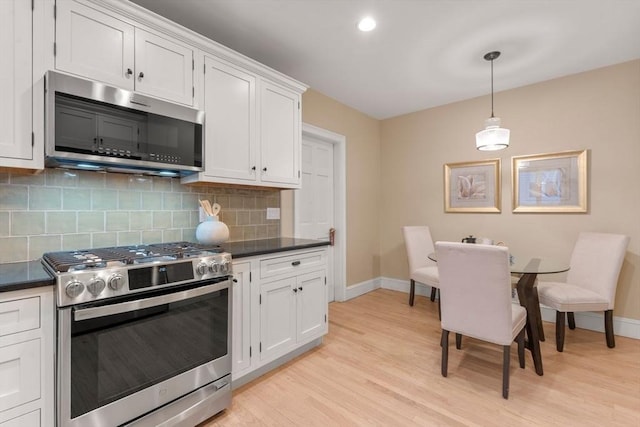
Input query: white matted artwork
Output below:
<box><xmin>444</xmin><ymin>159</ymin><xmax>501</xmax><ymax>213</ymax></box>
<box><xmin>512</xmin><ymin>150</ymin><xmax>587</xmax><ymax>213</ymax></box>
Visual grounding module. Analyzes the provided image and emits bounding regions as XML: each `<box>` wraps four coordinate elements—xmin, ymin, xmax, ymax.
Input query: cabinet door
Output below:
<box><xmin>0</xmin><ymin>0</ymin><xmax>33</xmax><ymax>161</ymax></box>
<box><xmin>232</xmin><ymin>262</ymin><xmax>251</xmax><ymax>377</ymax></box>
<box><xmin>0</xmin><ymin>339</ymin><xmax>40</xmax><ymax>413</ymax></box>
<box><xmin>134</xmin><ymin>29</ymin><xmax>194</xmax><ymax>105</ymax></box>
<box><xmin>55</xmin><ymin>0</ymin><xmax>134</xmax><ymax>90</ymax></box>
<box><xmin>296</xmin><ymin>271</ymin><xmax>327</xmax><ymax>342</ymax></box>
<box><xmin>203</xmin><ymin>56</ymin><xmax>257</xmax><ymax>182</ymax></box>
<box><xmin>260</xmin><ymin>277</ymin><xmax>296</xmax><ymax>361</ymax></box>
<box><xmin>260</xmin><ymin>81</ymin><xmax>301</xmax><ymax>186</ymax></box>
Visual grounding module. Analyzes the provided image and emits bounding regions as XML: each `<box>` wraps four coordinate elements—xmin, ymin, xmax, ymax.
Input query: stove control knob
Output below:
<box><xmin>220</xmin><ymin>259</ymin><xmax>230</xmax><ymax>275</ymax></box>
<box><xmin>209</xmin><ymin>261</ymin><xmax>219</xmax><ymax>274</ymax></box>
<box><xmin>196</xmin><ymin>262</ymin><xmax>208</xmax><ymax>276</ymax></box>
<box><xmin>87</xmin><ymin>278</ymin><xmax>106</xmax><ymax>296</ymax></box>
<box><xmin>65</xmin><ymin>280</ymin><xmax>85</xmax><ymax>299</ymax></box>
<box><xmin>108</xmin><ymin>274</ymin><xmax>124</xmax><ymax>290</ymax></box>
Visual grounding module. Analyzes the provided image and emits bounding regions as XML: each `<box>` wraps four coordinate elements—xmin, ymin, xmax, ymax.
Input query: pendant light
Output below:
<box><xmin>476</xmin><ymin>51</ymin><xmax>510</xmax><ymax>151</ymax></box>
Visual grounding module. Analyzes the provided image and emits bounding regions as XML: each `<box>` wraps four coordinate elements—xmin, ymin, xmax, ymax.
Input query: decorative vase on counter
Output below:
<box><xmin>195</xmin><ymin>215</ymin><xmax>229</xmax><ymax>245</ymax></box>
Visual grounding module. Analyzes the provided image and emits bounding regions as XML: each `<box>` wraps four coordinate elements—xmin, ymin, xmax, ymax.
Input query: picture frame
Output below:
<box><xmin>444</xmin><ymin>159</ymin><xmax>501</xmax><ymax>213</ymax></box>
<box><xmin>512</xmin><ymin>149</ymin><xmax>588</xmax><ymax>213</ymax></box>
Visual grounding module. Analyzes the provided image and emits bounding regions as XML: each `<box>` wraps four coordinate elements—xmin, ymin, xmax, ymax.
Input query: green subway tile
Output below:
<box><xmin>118</xmin><ymin>231</ymin><xmax>141</xmax><ymax>246</ymax></box>
<box><xmin>220</xmin><ymin>211</ymin><xmax>236</xmax><ymax>226</ymax></box>
<box><xmin>92</xmin><ymin>189</ymin><xmax>118</xmax><ymax>210</ymax></box>
<box><xmin>189</xmin><ymin>211</ymin><xmax>200</xmax><ymax>227</ymax></box>
<box><xmin>141</xmin><ymin>230</ymin><xmax>163</xmax><ymax>244</ymax></box>
<box><xmin>10</xmin><ymin>173</ymin><xmax>45</xmax><ymax>185</ymax></box>
<box><xmin>0</xmin><ymin>237</ymin><xmax>28</xmax><ymax>262</ymax></box>
<box><xmin>243</xmin><ymin>196</ymin><xmax>257</xmax><ymax>209</ymax></box>
<box><xmin>47</xmin><ymin>212</ymin><xmax>77</xmax><ymax>234</ymax></box>
<box><xmin>106</xmin><ymin>212</ymin><xmax>129</xmax><ymax>231</ymax></box>
<box><xmin>128</xmin><ymin>175</ymin><xmax>153</xmax><ymax>191</ymax></box>
<box><xmin>141</xmin><ymin>193</ymin><xmax>162</xmax><ymax>210</ymax></box>
<box><xmin>45</xmin><ymin>169</ymin><xmax>79</xmax><ymax>187</ymax></box>
<box><xmin>29</xmin><ymin>186</ymin><xmax>61</xmax><ymax>210</ymax></box>
<box><xmin>214</xmin><ymin>195</ymin><xmax>229</xmax><ymax>209</ymax></box>
<box><xmin>163</xmin><ymin>229</ymin><xmax>182</xmax><ymax>242</ymax></box>
<box><xmin>130</xmin><ymin>211</ymin><xmax>153</xmax><ymax>230</ymax></box>
<box><xmin>172</xmin><ymin>211</ymin><xmax>190</xmax><ymax>228</ymax></box>
<box><xmin>267</xmin><ymin>224</ymin><xmax>279</xmax><ymax>238</ymax></box>
<box><xmin>62</xmin><ymin>234</ymin><xmax>92</xmax><ymax>251</ymax></box>
<box><xmin>119</xmin><ymin>191</ymin><xmax>141</xmax><ymax>210</ymax></box>
<box><xmin>256</xmin><ymin>225</ymin><xmax>269</xmax><ymax>239</ymax></box>
<box><xmin>163</xmin><ymin>193</ymin><xmax>182</xmax><ymax>210</ymax></box>
<box><xmin>229</xmin><ymin>195</ymin><xmax>243</xmax><ymax>209</ymax></box>
<box><xmin>250</xmin><ymin>210</ymin><xmax>264</xmax><ymax>225</ymax></box>
<box><xmin>78</xmin><ymin>212</ymin><xmax>104</xmax><ymax>232</ymax></box>
<box><xmin>77</xmin><ymin>170</ymin><xmax>106</xmax><ymax>188</ymax></box>
<box><xmin>182</xmin><ymin>228</ymin><xmax>197</xmax><ymax>242</ymax></box>
<box><xmin>153</xmin><ymin>211</ymin><xmax>172</xmax><ymax>229</ymax></box>
<box><xmin>12</xmin><ymin>212</ymin><xmax>45</xmax><ymax>235</ymax></box>
<box><xmin>182</xmin><ymin>193</ymin><xmax>198</xmax><ymax>210</ymax></box>
<box><xmin>0</xmin><ymin>212</ymin><xmax>9</xmax><ymax>236</ymax></box>
<box><xmin>29</xmin><ymin>235</ymin><xmax>62</xmax><ymax>260</ymax></box>
<box><xmin>0</xmin><ymin>186</ymin><xmax>28</xmax><ymax>210</ymax></box>
<box><xmin>63</xmin><ymin>188</ymin><xmax>91</xmax><ymax>210</ymax></box>
<box><xmin>152</xmin><ymin>177</ymin><xmax>172</xmax><ymax>192</ymax></box>
<box><xmin>243</xmin><ymin>225</ymin><xmax>257</xmax><ymax>240</ymax></box>
<box><xmin>92</xmin><ymin>232</ymin><xmax>117</xmax><ymax>248</ymax></box>
<box><xmin>237</xmin><ymin>211</ymin><xmax>251</xmax><ymax>226</ymax></box>
<box><xmin>105</xmin><ymin>173</ymin><xmax>130</xmax><ymax>190</ymax></box>
<box><xmin>228</xmin><ymin>225</ymin><xmax>243</xmax><ymax>241</ymax></box>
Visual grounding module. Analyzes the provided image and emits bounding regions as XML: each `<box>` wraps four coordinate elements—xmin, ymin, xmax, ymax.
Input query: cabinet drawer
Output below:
<box><xmin>260</xmin><ymin>250</ymin><xmax>325</xmax><ymax>280</ymax></box>
<box><xmin>0</xmin><ymin>339</ymin><xmax>41</xmax><ymax>412</ymax></box>
<box><xmin>0</xmin><ymin>409</ymin><xmax>40</xmax><ymax>427</ymax></box>
<box><xmin>0</xmin><ymin>297</ymin><xmax>40</xmax><ymax>337</ymax></box>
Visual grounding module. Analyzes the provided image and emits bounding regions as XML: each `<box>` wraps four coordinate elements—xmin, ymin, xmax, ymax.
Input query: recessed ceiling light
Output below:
<box><xmin>358</xmin><ymin>16</ymin><xmax>376</xmax><ymax>32</ymax></box>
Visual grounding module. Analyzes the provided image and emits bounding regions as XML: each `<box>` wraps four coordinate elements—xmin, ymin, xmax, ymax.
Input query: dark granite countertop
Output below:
<box><xmin>0</xmin><ymin>260</ymin><xmax>55</xmax><ymax>293</ymax></box>
<box><xmin>0</xmin><ymin>238</ymin><xmax>329</xmax><ymax>293</ymax></box>
<box><xmin>223</xmin><ymin>238</ymin><xmax>330</xmax><ymax>259</ymax></box>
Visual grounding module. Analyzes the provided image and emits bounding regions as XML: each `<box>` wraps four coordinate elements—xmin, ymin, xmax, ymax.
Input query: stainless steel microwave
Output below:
<box><xmin>45</xmin><ymin>71</ymin><xmax>204</xmax><ymax>176</ymax></box>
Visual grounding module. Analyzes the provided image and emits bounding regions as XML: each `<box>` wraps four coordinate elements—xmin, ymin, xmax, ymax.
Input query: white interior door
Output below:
<box><xmin>295</xmin><ymin>137</ymin><xmax>335</xmax><ymax>300</ymax></box>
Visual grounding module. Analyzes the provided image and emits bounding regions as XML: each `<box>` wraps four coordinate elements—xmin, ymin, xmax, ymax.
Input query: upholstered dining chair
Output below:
<box><xmin>536</xmin><ymin>232</ymin><xmax>630</xmax><ymax>352</ymax></box>
<box><xmin>436</xmin><ymin>241</ymin><xmax>526</xmax><ymax>399</ymax></box>
<box><xmin>402</xmin><ymin>226</ymin><xmax>439</xmax><ymax>308</ymax></box>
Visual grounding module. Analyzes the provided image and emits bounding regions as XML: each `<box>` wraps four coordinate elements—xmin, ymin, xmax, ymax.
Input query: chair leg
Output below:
<box><xmin>409</xmin><ymin>279</ymin><xmax>415</xmax><ymax>306</ymax></box>
<box><xmin>455</xmin><ymin>333</ymin><xmax>462</xmax><ymax>349</ymax></box>
<box><xmin>605</xmin><ymin>310</ymin><xmax>615</xmax><ymax>348</ymax></box>
<box><xmin>517</xmin><ymin>328</ymin><xmax>525</xmax><ymax>369</ymax></box>
<box><xmin>430</xmin><ymin>286</ymin><xmax>437</xmax><ymax>302</ymax></box>
<box><xmin>556</xmin><ymin>311</ymin><xmax>566</xmax><ymax>352</ymax></box>
<box><xmin>437</xmin><ymin>293</ymin><xmax>441</xmax><ymax>321</ymax></box>
<box><xmin>441</xmin><ymin>330</ymin><xmax>449</xmax><ymax>377</ymax></box>
<box><xmin>568</xmin><ymin>312</ymin><xmax>576</xmax><ymax>329</ymax></box>
<box><xmin>502</xmin><ymin>345</ymin><xmax>511</xmax><ymax>399</ymax></box>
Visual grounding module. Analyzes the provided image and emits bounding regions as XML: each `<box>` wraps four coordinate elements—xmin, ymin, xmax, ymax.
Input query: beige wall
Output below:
<box><xmin>291</xmin><ymin>89</ymin><xmax>382</xmax><ymax>286</ymax></box>
<box><xmin>379</xmin><ymin>60</ymin><xmax>640</xmax><ymax>320</ymax></box>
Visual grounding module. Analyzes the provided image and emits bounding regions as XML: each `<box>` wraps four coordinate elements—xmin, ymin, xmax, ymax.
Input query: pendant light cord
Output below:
<box><xmin>490</xmin><ymin>58</ymin><xmax>495</xmax><ymax>118</ymax></box>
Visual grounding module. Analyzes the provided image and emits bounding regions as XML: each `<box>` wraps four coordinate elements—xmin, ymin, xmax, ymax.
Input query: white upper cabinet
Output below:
<box><xmin>0</xmin><ymin>0</ymin><xmax>34</xmax><ymax>163</ymax></box>
<box><xmin>183</xmin><ymin>57</ymin><xmax>302</xmax><ymax>189</ymax></box>
<box><xmin>260</xmin><ymin>81</ymin><xmax>301</xmax><ymax>186</ymax></box>
<box><xmin>55</xmin><ymin>0</ymin><xmax>194</xmax><ymax>105</ymax></box>
<box><xmin>201</xmin><ymin>55</ymin><xmax>257</xmax><ymax>182</ymax></box>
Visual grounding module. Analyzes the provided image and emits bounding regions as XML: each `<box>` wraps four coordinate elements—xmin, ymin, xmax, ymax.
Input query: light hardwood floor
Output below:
<box><xmin>201</xmin><ymin>289</ymin><xmax>640</xmax><ymax>426</ymax></box>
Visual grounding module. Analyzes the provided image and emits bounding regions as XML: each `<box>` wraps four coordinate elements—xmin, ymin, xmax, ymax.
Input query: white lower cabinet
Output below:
<box><xmin>0</xmin><ymin>288</ymin><xmax>54</xmax><ymax>427</ymax></box>
<box><xmin>231</xmin><ymin>247</ymin><xmax>328</xmax><ymax>384</ymax></box>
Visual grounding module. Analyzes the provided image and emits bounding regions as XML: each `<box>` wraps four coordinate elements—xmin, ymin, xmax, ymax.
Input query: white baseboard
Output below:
<box><xmin>376</xmin><ymin>277</ymin><xmax>640</xmax><ymax>340</ymax></box>
<box><xmin>344</xmin><ymin>277</ymin><xmax>381</xmax><ymax>300</ymax></box>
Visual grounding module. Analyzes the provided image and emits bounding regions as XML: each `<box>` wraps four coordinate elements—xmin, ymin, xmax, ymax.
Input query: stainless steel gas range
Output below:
<box><xmin>42</xmin><ymin>242</ymin><xmax>233</xmax><ymax>427</ymax></box>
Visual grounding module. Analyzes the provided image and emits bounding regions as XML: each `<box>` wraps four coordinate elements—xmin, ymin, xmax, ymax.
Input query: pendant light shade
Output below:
<box><xmin>476</xmin><ymin>51</ymin><xmax>509</xmax><ymax>151</ymax></box>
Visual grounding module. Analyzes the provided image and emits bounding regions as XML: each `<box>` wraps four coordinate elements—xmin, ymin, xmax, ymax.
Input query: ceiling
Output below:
<box><xmin>130</xmin><ymin>0</ymin><xmax>640</xmax><ymax>120</ymax></box>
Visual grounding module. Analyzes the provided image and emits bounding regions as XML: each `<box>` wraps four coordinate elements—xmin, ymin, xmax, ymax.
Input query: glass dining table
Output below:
<box><xmin>429</xmin><ymin>252</ymin><xmax>569</xmax><ymax>376</ymax></box>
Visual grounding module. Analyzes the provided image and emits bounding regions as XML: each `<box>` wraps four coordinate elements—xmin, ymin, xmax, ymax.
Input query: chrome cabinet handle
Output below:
<box><xmin>291</xmin><ymin>261</ymin><xmax>301</xmax><ymax>266</ymax></box>
<box><xmin>138</xmin><ymin>71</ymin><xmax>144</xmax><ymax>78</ymax></box>
<box><xmin>126</xmin><ymin>68</ymin><xmax>133</xmax><ymax>76</ymax></box>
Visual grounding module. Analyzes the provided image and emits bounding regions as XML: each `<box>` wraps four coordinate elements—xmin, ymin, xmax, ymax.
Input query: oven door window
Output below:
<box><xmin>69</xmin><ymin>287</ymin><xmax>228</xmax><ymax>419</ymax></box>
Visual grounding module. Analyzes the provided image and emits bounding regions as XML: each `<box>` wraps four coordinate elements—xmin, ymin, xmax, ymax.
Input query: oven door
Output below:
<box><xmin>57</xmin><ymin>278</ymin><xmax>231</xmax><ymax>427</ymax></box>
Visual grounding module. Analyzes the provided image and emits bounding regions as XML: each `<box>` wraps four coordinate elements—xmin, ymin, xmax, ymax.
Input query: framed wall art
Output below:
<box><xmin>444</xmin><ymin>159</ymin><xmax>501</xmax><ymax>213</ymax></box>
<box><xmin>512</xmin><ymin>149</ymin><xmax>588</xmax><ymax>213</ymax></box>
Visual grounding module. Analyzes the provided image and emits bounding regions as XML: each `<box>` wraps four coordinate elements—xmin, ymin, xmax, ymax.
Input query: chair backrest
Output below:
<box><xmin>436</xmin><ymin>241</ymin><xmax>514</xmax><ymax>345</ymax></box>
<box><xmin>567</xmin><ymin>232</ymin><xmax>630</xmax><ymax>307</ymax></box>
<box><xmin>402</xmin><ymin>226</ymin><xmax>436</xmax><ymax>273</ymax></box>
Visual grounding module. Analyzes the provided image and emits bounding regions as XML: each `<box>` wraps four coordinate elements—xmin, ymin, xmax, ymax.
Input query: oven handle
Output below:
<box><xmin>73</xmin><ymin>280</ymin><xmax>229</xmax><ymax>321</ymax></box>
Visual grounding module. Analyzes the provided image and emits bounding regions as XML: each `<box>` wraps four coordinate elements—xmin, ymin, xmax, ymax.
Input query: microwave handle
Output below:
<box><xmin>73</xmin><ymin>280</ymin><xmax>228</xmax><ymax>321</ymax></box>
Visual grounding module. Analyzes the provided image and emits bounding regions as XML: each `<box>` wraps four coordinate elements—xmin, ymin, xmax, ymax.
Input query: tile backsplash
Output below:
<box><xmin>0</xmin><ymin>169</ymin><xmax>281</xmax><ymax>263</ymax></box>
